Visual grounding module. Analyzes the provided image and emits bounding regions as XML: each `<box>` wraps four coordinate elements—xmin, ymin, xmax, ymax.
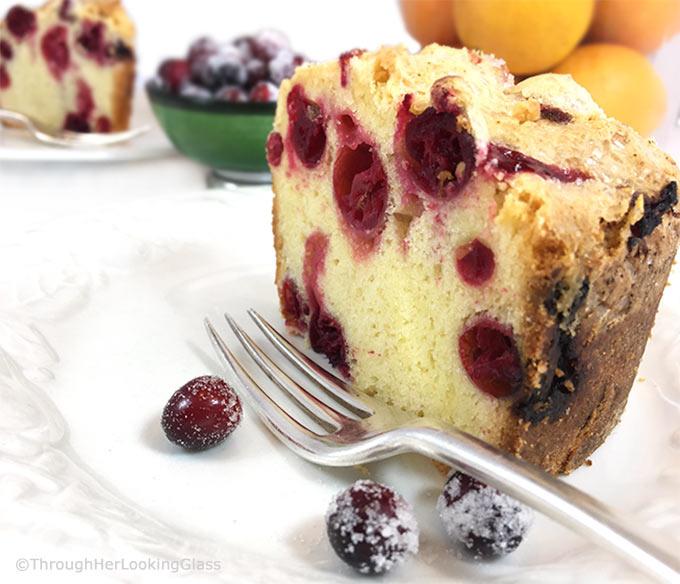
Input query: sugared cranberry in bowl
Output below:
<box><xmin>161</xmin><ymin>375</ymin><xmax>242</xmax><ymax>451</ymax></box>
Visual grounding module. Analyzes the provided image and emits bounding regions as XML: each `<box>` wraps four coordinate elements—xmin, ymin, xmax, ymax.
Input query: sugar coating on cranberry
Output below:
<box><xmin>326</xmin><ymin>479</ymin><xmax>419</xmax><ymax>574</ymax></box>
<box><xmin>266</xmin><ymin>131</ymin><xmax>284</xmax><ymax>166</ymax></box>
<box><xmin>404</xmin><ymin>106</ymin><xmax>476</xmax><ymax>200</ymax></box>
<box><xmin>287</xmin><ymin>84</ymin><xmax>326</xmax><ymax>168</ymax></box>
<box><xmin>41</xmin><ymin>25</ymin><xmax>70</xmax><ymax>80</ymax></box>
<box><xmin>458</xmin><ymin>319</ymin><xmax>522</xmax><ymax>398</ymax></box>
<box><xmin>161</xmin><ymin>375</ymin><xmax>242</xmax><ymax>451</ymax></box>
<box><xmin>7</xmin><ymin>6</ymin><xmax>36</xmax><ymax>39</ymax></box>
<box><xmin>333</xmin><ymin>143</ymin><xmax>388</xmax><ymax>235</ymax></box>
<box><xmin>269</xmin><ymin>49</ymin><xmax>304</xmax><ymax>86</ymax></box>
<box><xmin>215</xmin><ymin>85</ymin><xmax>247</xmax><ymax>102</ymax></box>
<box><xmin>437</xmin><ymin>470</ymin><xmax>533</xmax><ymax>559</ymax></box>
<box><xmin>249</xmin><ymin>80</ymin><xmax>278</xmax><ymax>102</ymax></box>
<box><xmin>456</xmin><ymin>239</ymin><xmax>495</xmax><ymax>286</ymax></box>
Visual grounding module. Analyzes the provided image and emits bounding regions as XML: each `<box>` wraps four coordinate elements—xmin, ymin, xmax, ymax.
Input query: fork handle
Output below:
<box><xmin>404</xmin><ymin>426</ymin><xmax>679</xmax><ymax>583</ymax></box>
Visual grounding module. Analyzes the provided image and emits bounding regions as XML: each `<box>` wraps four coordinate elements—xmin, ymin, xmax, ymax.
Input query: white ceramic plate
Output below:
<box><xmin>1</xmin><ymin>187</ymin><xmax>678</xmax><ymax>584</ymax></box>
<box><xmin>0</xmin><ymin>90</ymin><xmax>175</xmax><ymax>162</ymax></box>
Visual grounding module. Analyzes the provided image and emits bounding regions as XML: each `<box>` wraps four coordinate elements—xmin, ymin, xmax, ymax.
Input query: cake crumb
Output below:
<box><xmin>585</xmin><ymin>459</ymin><xmax>593</xmax><ymax>467</ymax></box>
<box><xmin>638</xmin><ymin>377</ymin><xmax>646</xmax><ymax>382</ymax></box>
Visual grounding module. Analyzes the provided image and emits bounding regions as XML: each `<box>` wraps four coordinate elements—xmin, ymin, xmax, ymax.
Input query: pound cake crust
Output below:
<box><xmin>0</xmin><ymin>0</ymin><xmax>135</xmax><ymax>132</ymax></box>
<box><xmin>269</xmin><ymin>45</ymin><xmax>680</xmax><ymax>474</ymax></box>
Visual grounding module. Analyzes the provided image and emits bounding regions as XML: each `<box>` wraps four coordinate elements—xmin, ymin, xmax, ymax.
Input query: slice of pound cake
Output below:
<box><xmin>0</xmin><ymin>0</ymin><xmax>135</xmax><ymax>132</ymax></box>
<box><xmin>268</xmin><ymin>45</ymin><xmax>680</xmax><ymax>474</ymax></box>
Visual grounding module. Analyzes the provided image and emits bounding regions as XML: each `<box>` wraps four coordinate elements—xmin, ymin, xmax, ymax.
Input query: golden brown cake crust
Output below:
<box><xmin>111</xmin><ymin>60</ymin><xmax>135</xmax><ymax>131</ymax></box>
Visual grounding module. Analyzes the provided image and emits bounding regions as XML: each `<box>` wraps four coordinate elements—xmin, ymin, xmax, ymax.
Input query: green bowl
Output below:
<box><xmin>146</xmin><ymin>81</ymin><xmax>276</xmax><ymax>182</ymax></box>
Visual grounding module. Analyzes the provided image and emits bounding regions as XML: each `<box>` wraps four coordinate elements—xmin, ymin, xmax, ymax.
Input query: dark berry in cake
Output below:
<box><xmin>158</xmin><ymin>58</ymin><xmax>190</xmax><ymax>93</ymax></box>
<box><xmin>326</xmin><ymin>480</ymin><xmax>419</xmax><ymax>574</ymax></box>
<box><xmin>249</xmin><ymin>80</ymin><xmax>278</xmax><ymax>102</ymax></box>
<box><xmin>456</xmin><ymin>239</ymin><xmax>495</xmax><ymax>286</ymax></box>
<box><xmin>0</xmin><ymin>40</ymin><xmax>13</xmax><ymax>59</ymax></box>
<box><xmin>436</xmin><ymin>470</ymin><xmax>533</xmax><ymax>559</ymax></box>
<box><xmin>458</xmin><ymin>319</ymin><xmax>523</xmax><ymax>398</ymax></box>
<box><xmin>0</xmin><ymin>65</ymin><xmax>9</xmax><ymax>89</ymax></box>
<box><xmin>287</xmin><ymin>84</ymin><xmax>326</xmax><ymax>167</ymax></box>
<box><xmin>161</xmin><ymin>375</ymin><xmax>242</xmax><ymax>451</ymax></box>
<box><xmin>7</xmin><ymin>5</ymin><xmax>37</xmax><ymax>39</ymax></box>
<box><xmin>41</xmin><ymin>25</ymin><xmax>70</xmax><ymax>80</ymax></box>
<box><xmin>77</xmin><ymin>20</ymin><xmax>108</xmax><ymax>64</ymax></box>
<box><xmin>63</xmin><ymin>112</ymin><xmax>90</xmax><ymax>132</ymax></box>
<box><xmin>267</xmin><ymin>131</ymin><xmax>285</xmax><ymax>167</ymax></box>
<box><xmin>95</xmin><ymin>116</ymin><xmax>111</xmax><ymax>133</ymax></box>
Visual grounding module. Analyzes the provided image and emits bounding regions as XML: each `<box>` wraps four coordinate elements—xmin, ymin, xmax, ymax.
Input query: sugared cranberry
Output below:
<box><xmin>95</xmin><ymin>116</ymin><xmax>111</xmax><ymax>133</ymax></box>
<box><xmin>404</xmin><ymin>106</ymin><xmax>476</xmax><ymax>200</ymax></box>
<box><xmin>485</xmin><ymin>144</ymin><xmax>590</xmax><ymax>183</ymax></box>
<box><xmin>309</xmin><ymin>310</ymin><xmax>349</xmax><ymax>378</ymax></box>
<box><xmin>279</xmin><ymin>277</ymin><xmax>308</xmax><ymax>330</ymax></box>
<box><xmin>161</xmin><ymin>375</ymin><xmax>242</xmax><ymax>451</ymax></box>
<box><xmin>77</xmin><ymin>20</ymin><xmax>107</xmax><ymax>63</ymax></box>
<box><xmin>0</xmin><ymin>40</ymin><xmax>13</xmax><ymax>60</ymax></box>
<box><xmin>187</xmin><ymin>36</ymin><xmax>218</xmax><ymax>64</ymax></box>
<box><xmin>246</xmin><ymin>29</ymin><xmax>290</xmax><ymax>62</ymax></box>
<box><xmin>158</xmin><ymin>58</ymin><xmax>190</xmax><ymax>93</ymax></box>
<box><xmin>458</xmin><ymin>319</ymin><xmax>522</xmax><ymax>398</ymax></box>
<box><xmin>339</xmin><ymin>48</ymin><xmax>365</xmax><ymax>87</ymax></box>
<box><xmin>437</xmin><ymin>470</ymin><xmax>533</xmax><ymax>559</ymax></box>
<box><xmin>63</xmin><ymin>113</ymin><xmax>90</xmax><ymax>132</ymax></box>
<box><xmin>333</xmin><ymin>143</ymin><xmax>388</xmax><ymax>235</ymax></box>
<box><xmin>250</xmin><ymin>80</ymin><xmax>278</xmax><ymax>102</ymax></box>
<box><xmin>180</xmin><ymin>83</ymin><xmax>212</xmax><ymax>100</ymax></box>
<box><xmin>41</xmin><ymin>25</ymin><xmax>70</xmax><ymax>80</ymax></box>
<box><xmin>326</xmin><ymin>480</ymin><xmax>419</xmax><ymax>574</ymax></box>
<box><xmin>0</xmin><ymin>65</ymin><xmax>9</xmax><ymax>89</ymax></box>
<box><xmin>215</xmin><ymin>85</ymin><xmax>247</xmax><ymax>102</ymax></box>
<box><xmin>287</xmin><ymin>84</ymin><xmax>326</xmax><ymax>168</ymax></box>
<box><xmin>6</xmin><ymin>6</ymin><xmax>36</xmax><ymax>39</ymax></box>
<box><xmin>244</xmin><ymin>58</ymin><xmax>268</xmax><ymax>88</ymax></box>
<box><xmin>268</xmin><ymin>49</ymin><xmax>304</xmax><ymax>85</ymax></box>
<box><xmin>456</xmin><ymin>239</ymin><xmax>495</xmax><ymax>286</ymax></box>
<box><xmin>266</xmin><ymin>131</ymin><xmax>284</xmax><ymax>166</ymax></box>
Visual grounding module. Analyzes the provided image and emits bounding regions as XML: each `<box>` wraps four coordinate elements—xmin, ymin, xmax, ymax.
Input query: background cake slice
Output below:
<box><xmin>268</xmin><ymin>44</ymin><xmax>680</xmax><ymax>474</ymax></box>
<box><xmin>0</xmin><ymin>0</ymin><xmax>135</xmax><ymax>132</ymax></box>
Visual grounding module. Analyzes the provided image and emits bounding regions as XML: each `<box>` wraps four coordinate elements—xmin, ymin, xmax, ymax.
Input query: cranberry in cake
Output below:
<box><xmin>270</xmin><ymin>45</ymin><xmax>680</xmax><ymax>474</ymax></box>
<box><xmin>0</xmin><ymin>0</ymin><xmax>135</xmax><ymax>133</ymax></box>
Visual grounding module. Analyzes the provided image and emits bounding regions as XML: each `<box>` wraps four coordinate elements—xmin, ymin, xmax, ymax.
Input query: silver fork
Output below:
<box><xmin>205</xmin><ymin>311</ymin><xmax>680</xmax><ymax>584</ymax></box>
<box><xmin>0</xmin><ymin>108</ymin><xmax>149</xmax><ymax>148</ymax></box>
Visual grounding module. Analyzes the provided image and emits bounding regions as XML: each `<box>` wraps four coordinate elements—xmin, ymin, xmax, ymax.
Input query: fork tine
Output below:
<box><xmin>248</xmin><ymin>309</ymin><xmax>374</xmax><ymax>418</ymax></box>
<box><xmin>224</xmin><ymin>314</ymin><xmax>343</xmax><ymax>434</ymax></box>
<box><xmin>204</xmin><ymin>318</ymin><xmax>325</xmax><ymax>439</ymax></box>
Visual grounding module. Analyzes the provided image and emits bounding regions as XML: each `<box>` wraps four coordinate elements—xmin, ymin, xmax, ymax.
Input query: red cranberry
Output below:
<box><xmin>333</xmin><ymin>143</ymin><xmax>388</xmax><ymax>235</ymax></box>
<box><xmin>286</xmin><ymin>84</ymin><xmax>326</xmax><ymax>168</ymax></box>
<box><xmin>161</xmin><ymin>375</ymin><xmax>242</xmax><ymax>451</ymax></box>
<box><xmin>63</xmin><ymin>113</ymin><xmax>90</xmax><ymax>133</ymax></box>
<box><xmin>187</xmin><ymin>36</ymin><xmax>218</xmax><ymax>64</ymax></box>
<box><xmin>456</xmin><ymin>239</ymin><xmax>495</xmax><ymax>286</ymax></box>
<box><xmin>485</xmin><ymin>144</ymin><xmax>590</xmax><ymax>183</ymax></box>
<box><xmin>247</xmin><ymin>29</ymin><xmax>290</xmax><ymax>62</ymax></box>
<box><xmin>458</xmin><ymin>319</ymin><xmax>523</xmax><ymax>398</ymax></box>
<box><xmin>268</xmin><ymin>49</ymin><xmax>304</xmax><ymax>85</ymax></box>
<box><xmin>215</xmin><ymin>85</ymin><xmax>247</xmax><ymax>102</ymax></box>
<box><xmin>244</xmin><ymin>58</ymin><xmax>268</xmax><ymax>88</ymax></box>
<box><xmin>76</xmin><ymin>79</ymin><xmax>94</xmax><ymax>118</ymax></box>
<box><xmin>539</xmin><ymin>104</ymin><xmax>573</xmax><ymax>124</ymax></box>
<box><xmin>309</xmin><ymin>310</ymin><xmax>349</xmax><ymax>378</ymax></box>
<box><xmin>158</xmin><ymin>59</ymin><xmax>190</xmax><ymax>93</ymax></box>
<box><xmin>0</xmin><ymin>65</ymin><xmax>9</xmax><ymax>89</ymax></box>
<box><xmin>41</xmin><ymin>25</ymin><xmax>70</xmax><ymax>80</ymax></box>
<box><xmin>326</xmin><ymin>480</ymin><xmax>419</xmax><ymax>574</ymax></box>
<box><xmin>437</xmin><ymin>470</ymin><xmax>533</xmax><ymax>559</ymax></box>
<box><xmin>266</xmin><ymin>131</ymin><xmax>284</xmax><ymax>166</ymax></box>
<box><xmin>6</xmin><ymin>6</ymin><xmax>36</xmax><ymax>39</ymax></box>
<box><xmin>95</xmin><ymin>116</ymin><xmax>111</xmax><ymax>133</ymax></box>
<box><xmin>0</xmin><ymin>40</ymin><xmax>13</xmax><ymax>60</ymax></box>
<box><xmin>339</xmin><ymin>48</ymin><xmax>365</xmax><ymax>87</ymax></box>
<box><xmin>58</xmin><ymin>0</ymin><xmax>73</xmax><ymax>21</ymax></box>
<box><xmin>279</xmin><ymin>277</ymin><xmax>309</xmax><ymax>331</ymax></box>
<box><xmin>249</xmin><ymin>80</ymin><xmax>278</xmax><ymax>102</ymax></box>
<box><xmin>404</xmin><ymin>106</ymin><xmax>476</xmax><ymax>200</ymax></box>
<box><xmin>77</xmin><ymin>20</ymin><xmax>107</xmax><ymax>63</ymax></box>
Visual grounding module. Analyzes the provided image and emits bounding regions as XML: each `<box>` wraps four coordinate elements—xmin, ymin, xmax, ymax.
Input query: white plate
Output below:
<box><xmin>1</xmin><ymin>187</ymin><xmax>678</xmax><ymax>584</ymax></box>
<box><xmin>0</xmin><ymin>90</ymin><xmax>175</xmax><ymax>162</ymax></box>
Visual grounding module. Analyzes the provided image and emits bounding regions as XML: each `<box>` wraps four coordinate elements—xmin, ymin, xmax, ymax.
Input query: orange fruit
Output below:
<box><xmin>552</xmin><ymin>43</ymin><xmax>666</xmax><ymax>136</ymax></box>
<box><xmin>587</xmin><ymin>0</ymin><xmax>680</xmax><ymax>54</ymax></box>
<box><xmin>400</xmin><ymin>0</ymin><xmax>460</xmax><ymax>47</ymax></box>
<box><xmin>452</xmin><ymin>0</ymin><xmax>595</xmax><ymax>75</ymax></box>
